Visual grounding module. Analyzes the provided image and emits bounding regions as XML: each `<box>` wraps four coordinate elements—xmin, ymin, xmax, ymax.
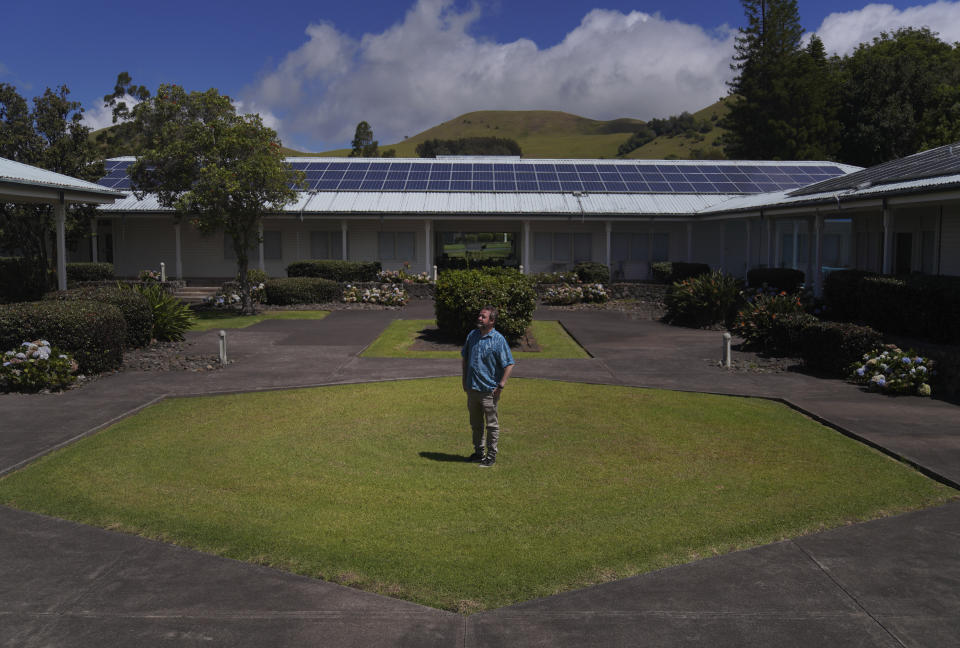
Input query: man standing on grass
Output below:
<box><xmin>462</xmin><ymin>306</ymin><xmax>515</xmax><ymax>467</ymax></box>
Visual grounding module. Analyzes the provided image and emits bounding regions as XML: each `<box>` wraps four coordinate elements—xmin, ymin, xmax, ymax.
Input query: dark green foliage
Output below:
<box><xmin>264</xmin><ymin>278</ymin><xmax>341</xmax><ymax>305</ymax></box>
<box><xmin>838</xmin><ymin>28</ymin><xmax>960</xmax><ymax>167</ymax></box>
<box><xmin>663</xmin><ymin>271</ymin><xmax>744</xmax><ymax>329</ymax></box>
<box><xmin>747</xmin><ymin>268</ymin><xmax>804</xmax><ymax>292</ymax></box>
<box><xmin>350</xmin><ymin>121</ymin><xmax>379</xmax><ymax>157</ymax></box>
<box><xmin>244</xmin><ymin>268</ymin><xmax>269</xmax><ymax>284</ymax></box>
<box><xmin>127</xmin><ymin>283</ymin><xmax>195</xmax><ymax>342</ymax></box>
<box><xmin>93</xmin><ymin>72</ymin><xmax>151</xmax><ymax>157</ymax></box>
<box><xmin>434</xmin><ymin>269</ymin><xmax>536</xmax><ymax>343</ymax></box>
<box><xmin>286</xmin><ymin>260</ymin><xmax>381</xmax><ymax>282</ymax></box>
<box><xmin>767</xmin><ymin>312</ymin><xmax>819</xmax><ymax>357</ymax></box>
<box><xmin>44</xmin><ymin>286</ymin><xmax>153</xmax><ymax>348</ymax></box>
<box><xmin>650</xmin><ymin>261</ymin><xmax>711</xmax><ymax>284</ymax></box>
<box><xmin>617</xmin><ymin>125</ymin><xmax>657</xmax><ymax>156</ymax></box>
<box><xmin>435</xmin><ymin>254</ymin><xmax>507</xmax><ymax>271</ymax></box>
<box><xmin>573</xmin><ymin>262</ymin><xmax>610</xmax><ymax>284</ymax></box>
<box><xmin>732</xmin><ymin>291</ymin><xmax>808</xmax><ymax>353</ymax></box>
<box><xmin>66</xmin><ymin>262</ymin><xmax>114</xmax><ymax>283</ymax></box>
<box><xmin>800</xmin><ymin>321</ymin><xmax>883</xmax><ymax>376</ymax></box>
<box><xmin>0</xmin><ymin>257</ymin><xmax>49</xmax><ymax>303</ymax></box>
<box><xmin>0</xmin><ymin>300</ymin><xmax>125</xmax><ymax>374</ymax></box>
<box><xmin>416</xmin><ymin>137</ymin><xmax>522</xmax><ymax>157</ymax></box>
<box><xmin>823</xmin><ymin>270</ymin><xmax>960</xmax><ymax>343</ymax></box>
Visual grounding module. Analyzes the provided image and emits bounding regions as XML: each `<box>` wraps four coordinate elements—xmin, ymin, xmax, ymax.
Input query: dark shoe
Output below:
<box><xmin>479</xmin><ymin>456</ymin><xmax>496</xmax><ymax>467</ymax></box>
<box><xmin>466</xmin><ymin>450</ymin><xmax>484</xmax><ymax>462</ymax></box>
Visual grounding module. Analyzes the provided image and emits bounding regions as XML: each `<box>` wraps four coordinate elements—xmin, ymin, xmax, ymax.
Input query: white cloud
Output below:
<box><xmin>815</xmin><ymin>1</ymin><xmax>960</xmax><ymax>55</ymax></box>
<box><xmin>243</xmin><ymin>0</ymin><xmax>736</xmax><ymax>151</ymax></box>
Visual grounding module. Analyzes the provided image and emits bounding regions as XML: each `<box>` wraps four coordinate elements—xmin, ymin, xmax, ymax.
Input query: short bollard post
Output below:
<box><xmin>219</xmin><ymin>330</ymin><xmax>227</xmax><ymax>365</ymax></box>
<box><xmin>722</xmin><ymin>332</ymin><xmax>732</xmax><ymax>368</ymax></box>
<box><xmin>160</xmin><ymin>262</ymin><xmax>166</xmax><ymax>282</ymax></box>
<box><xmin>519</xmin><ymin>264</ymin><xmax>525</xmax><ymax>275</ymax></box>
<box><xmin>432</xmin><ymin>264</ymin><xmax>438</xmax><ymax>282</ymax></box>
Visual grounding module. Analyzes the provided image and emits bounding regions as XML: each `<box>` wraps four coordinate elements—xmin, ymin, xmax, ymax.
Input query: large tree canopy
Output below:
<box><xmin>128</xmin><ymin>84</ymin><xmax>302</xmax><ymax>314</ymax></box>
<box><xmin>0</xmin><ymin>83</ymin><xmax>102</xmax><ymax>299</ymax></box>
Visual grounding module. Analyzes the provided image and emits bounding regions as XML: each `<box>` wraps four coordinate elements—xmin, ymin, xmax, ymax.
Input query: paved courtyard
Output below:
<box><xmin>1</xmin><ymin>302</ymin><xmax>958</xmax><ymax>647</ymax></box>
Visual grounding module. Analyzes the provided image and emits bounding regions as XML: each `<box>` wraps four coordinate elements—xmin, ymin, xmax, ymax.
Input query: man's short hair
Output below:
<box><xmin>480</xmin><ymin>305</ymin><xmax>498</xmax><ymax>322</ymax></box>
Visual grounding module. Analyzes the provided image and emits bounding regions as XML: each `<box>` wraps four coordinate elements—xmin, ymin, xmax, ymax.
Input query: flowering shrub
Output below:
<box><xmin>342</xmin><ymin>283</ymin><xmax>408</xmax><ymax>306</ymax></box>
<box><xmin>850</xmin><ymin>345</ymin><xmax>934</xmax><ymax>396</ymax></box>
<box><xmin>732</xmin><ymin>291</ymin><xmax>808</xmax><ymax>353</ymax></box>
<box><xmin>1</xmin><ymin>340</ymin><xmax>78</xmax><ymax>392</ymax></box>
<box><xmin>204</xmin><ymin>283</ymin><xmax>266</xmax><ymax>308</ymax></box>
<box><xmin>541</xmin><ymin>283</ymin><xmax>609</xmax><ymax>305</ymax></box>
<box><xmin>532</xmin><ymin>271</ymin><xmax>579</xmax><ymax>286</ymax></box>
<box><xmin>664</xmin><ymin>271</ymin><xmax>744</xmax><ymax>328</ymax></box>
<box><xmin>138</xmin><ymin>269</ymin><xmax>161</xmax><ymax>282</ymax></box>
<box><xmin>377</xmin><ymin>263</ymin><xmax>431</xmax><ymax>284</ymax></box>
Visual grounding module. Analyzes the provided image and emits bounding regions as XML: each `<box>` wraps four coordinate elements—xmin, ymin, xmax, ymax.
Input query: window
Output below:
<box><xmin>611</xmin><ymin>232</ymin><xmax>668</xmax><ymax>262</ymax></box>
<box><xmin>921</xmin><ymin>230</ymin><xmax>935</xmax><ymax>274</ymax></box>
<box><xmin>379</xmin><ymin>231</ymin><xmax>415</xmax><ymax>261</ymax></box>
<box><xmin>310</xmin><ymin>231</ymin><xmax>342</xmax><ymax>260</ymax></box>
<box><xmin>533</xmin><ymin>232</ymin><xmax>592</xmax><ymax>263</ymax></box>
<box><xmin>263</xmin><ymin>230</ymin><xmax>282</xmax><ymax>260</ymax></box>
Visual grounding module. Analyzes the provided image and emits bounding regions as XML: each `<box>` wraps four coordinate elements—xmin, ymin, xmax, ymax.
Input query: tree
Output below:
<box><xmin>837</xmin><ymin>28</ymin><xmax>960</xmax><ymax>166</ymax></box>
<box><xmin>94</xmin><ymin>71</ymin><xmax>152</xmax><ymax>157</ymax></box>
<box><xmin>415</xmin><ymin>137</ymin><xmax>522</xmax><ymax>157</ymax></box>
<box><xmin>350</xmin><ymin>121</ymin><xmax>379</xmax><ymax>157</ymax></box>
<box><xmin>722</xmin><ymin>0</ymin><xmax>839</xmax><ymax>160</ymax></box>
<box><xmin>127</xmin><ymin>84</ymin><xmax>303</xmax><ymax>314</ymax></box>
<box><xmin>0</xmin><ymin>83</ymin><xmax>103</xmax><ymax>298</ymax></box>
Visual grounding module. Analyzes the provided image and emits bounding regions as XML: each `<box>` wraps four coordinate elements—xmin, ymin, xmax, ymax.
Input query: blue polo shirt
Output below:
<box><xmin>462</xmin><ymin>327</ymin><xmax>515</xmax><ymax>392</ymax></box>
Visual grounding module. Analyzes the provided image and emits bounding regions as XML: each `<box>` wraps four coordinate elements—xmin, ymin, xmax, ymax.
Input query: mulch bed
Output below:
<box><xmin>409</xmin><ymin>326</ymin><xmax>541</xmax><ymax>352</ymax></box>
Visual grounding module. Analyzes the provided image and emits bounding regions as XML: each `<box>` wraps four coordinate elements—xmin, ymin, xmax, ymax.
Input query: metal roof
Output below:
<box><xmin>1</xmin><ymin>157</ymin><xmax>123</xmax><ymax>203</ymax></box>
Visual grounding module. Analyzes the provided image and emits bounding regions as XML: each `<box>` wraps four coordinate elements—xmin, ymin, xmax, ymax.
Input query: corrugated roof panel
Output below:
<box><xmin>1</xmin><ymin>157</ymin><xmax>123</xmax><ymax>197</ymax></box>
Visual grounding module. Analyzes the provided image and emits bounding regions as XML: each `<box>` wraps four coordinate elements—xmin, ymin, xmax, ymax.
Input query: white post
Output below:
<box><xmin>90</xmin><ymin>218</ymin><xmax>98</xmax><ymax>263</ymax></box>
<box><xmin>432</xmin><ymin>264</ymin><xmax>438</xmax><ymax>282</ymax></box>
<box><xmin>55</xmin><ymin>198</ymin><xmax>67</xmax><ymax>291</ymax></box>
<box><xmin>174</xmin><ymin>222</ymin><xmax>183</xmax><ymax>279</ymax></box>
<box><xmin>341</xmin><ymin>219</ymin><xmax>348</xmax><ymax>260</ymax></box>
<box><xmin>218</xmin><ymin>330</ymin><xmax>228</xmax><ymax>365</ymax></box>
<box><xmin>160</xmin><ymin>262</ymin><xmax>166</xmax><ymax>282</ymax></box>
<box><xmin>722</xmin><ymin>332</ymin><xmax>732</xmax><ymax>368</ymax></box>
<box><xmin>258</xmin><ymin>222</ymin><xmax>265</xmax><ymax>272</ymax></box>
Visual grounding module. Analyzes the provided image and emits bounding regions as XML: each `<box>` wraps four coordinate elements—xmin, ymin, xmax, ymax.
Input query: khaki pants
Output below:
<box><xmin>467</xmin><ymin>389</ymin><xmax>500</xmax><ymax>458</ymax></box>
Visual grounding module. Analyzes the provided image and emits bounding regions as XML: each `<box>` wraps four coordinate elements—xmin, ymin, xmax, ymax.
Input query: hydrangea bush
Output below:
<box><xmin>541</xmin><ymin>283</ymin><xmax>610</xmax><ymax>305</ymax></box>
<box><xmin>377</xmin><ymin>263</ymin><xmax>431</xmax><ymax>284</ymax></box>
<box><xmin>1</xmin><ymin>340</ymin><xmax>78</xmax><ymax>392</ymax></box>
<box><xmin>138</xmin><ymin>269</ymin><xmax>161</xmax><ymax>282</ymax></box>
<box><xmin>850</xmin><ymin>345</ymin><xmax>934</xmax><ymax>396</ymax></box>
<box><xmin>204</xmin><ymin>283</ymin><xmax>266</xmax><ymax>308</ymax></box>
<box><xmin>342</xmin><ymin>284</ymin><xmax>408</xmax><ymax>306</ymax></box>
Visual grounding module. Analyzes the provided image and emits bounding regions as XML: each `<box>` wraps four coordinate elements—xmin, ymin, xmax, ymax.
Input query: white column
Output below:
<box><xmin>686</xmin><ymin>222</ymin><xmax>694</xmax><ymax>262</ymax></box>
<box><xmin>765</xmin><ymin>216</ymin><xmax>774</xmax><ymax>268</ymax></box>
<box><xmin>805</xmin><ymin>217</ymin><xmax>815</xmax><ymax>286</ymax></box>
<box><xmin>258</xmin><ymin>222</ymin><xmax>265</xmax><ymax>271</ymax></box>
<box><xmin>522</xmin><ymin>220</ymin><xmax>531</xmax><ymax>273</ymax></box>
<box><xmin>882</xmin><ymin>206</ymin><xmax>894</xmax><ymax>275</ymax></box>
<box><xmin>814</xmin><ymin>213</ymin><xmax>824</xmax><ymax>297</ymax></box>
<box><xmin>90</xmin><ymin>218</ymin><xmax>98</xmax><ymax>263</ymax></box>
<box><xmin>744</xmin><ymin>218</ymin><xmax>752</xmax><ymax>280</ymax></box>
<box><xmin>792</xmin><ymin>221</ymin><xmax>800</xmax><ymax>270</ymax></box>
<box><xmin>605</xmin><ymin>221</ymin><xmax>612</xmax><ymax>272</ymax></box>
<box><xmin>424</xmin><ymin>219</ymin><xmax>432</xmax><ymax>274</ymax></box>
<box><xmin>341</xmin><ymin>220</ymin><xmax>348</xmax><ymax>260</ymax></box>
<box><xmin>55</xmin><ymin>198</ymin><xmax>67</xmax><ymax>290</ymax></box>
<box><xmin>174</xmin><ymin>222</ymin><xmax>183</xmax><ymax>279</ymax></box>
<box><xmin>718</xmin><ymin>222</ymin><xmax>726</xmax><ymax>272</ymax></box>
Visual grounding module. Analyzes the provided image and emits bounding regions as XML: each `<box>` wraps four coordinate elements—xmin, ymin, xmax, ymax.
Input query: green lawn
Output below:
<box><xmin>190</xmin><ymin>309</ymin><xmax>329</xmax><ymax>332</ymax></box>
<box><xmin>0</xmin><ymin>378</ymin><xmax>952</xmax><ymax>613</ymax></box>
<box><xmin>361</xmin><ymin>319</ymin><xmax>590</xmax><ymax>359</ymax></box>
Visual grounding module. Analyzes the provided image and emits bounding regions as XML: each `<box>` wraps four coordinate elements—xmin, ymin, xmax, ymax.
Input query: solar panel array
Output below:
<box><xmin>790</xmin><ymin>142</ymin><xmax>960</xmax><ymax>196</ymax></box>
<box><xmin>99</xmin><ymin>159</ymin><xmax>846</xmax><ymax>194</ymax></box>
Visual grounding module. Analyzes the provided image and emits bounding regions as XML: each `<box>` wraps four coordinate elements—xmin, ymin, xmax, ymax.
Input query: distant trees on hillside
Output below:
<box><xmin>416</xmin><ymin>137</ymin><xmax>521</xmax><ymax>157</ymax></box>
<box><xmin>617</xmin><ymin>112</ymin><xmax>714</xmax><ymax>156</ymax></box>
<box><xmin>350</xmin><ymin>121</ymin><xmax>396</xmax><ymax>157</ymax></box>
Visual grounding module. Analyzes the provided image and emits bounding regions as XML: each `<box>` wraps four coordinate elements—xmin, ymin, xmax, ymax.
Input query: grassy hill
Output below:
<box><xmin>624</xmin><ymin>98</ymin><xmax>730</xmax><ymax>160</ymax></box>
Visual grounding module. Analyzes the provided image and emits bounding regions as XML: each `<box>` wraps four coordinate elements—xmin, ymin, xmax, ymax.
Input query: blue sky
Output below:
<box><xmin>4</xmin><ymin>0</ymin><xmax>960</xmax><ymax>151</ymax></box>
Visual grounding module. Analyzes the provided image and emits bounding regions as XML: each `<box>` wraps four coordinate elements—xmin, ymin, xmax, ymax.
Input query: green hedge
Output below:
<box><xmin>66</xmin><ymin>262</ymin><xmax>114</xmax><ymax>283</ymax></box>
<box><xmin>650</xmin><ymin>261</ymin><xmax>711</xmax><ymax>284</ymax></box>
<box><xmin>286</xmin><ymin>260</ymin><xmax>381</xmax><ymax>282</ymax></box>
<box><xmin>435</xmin><ymin>255</ymin><xmax>508</xmax><ymax>271</ymax></box>
<box><xmin>434</xmin><ymin>269</ymin><xmax>535</xmax><ymax>343</ymax></box>
<box><xmin>264</xmin><ymin>277</ymin><xmax>341</xmax><ymax>305</ymax></box>
<box><xmin>824</xmin><ymin>271</ymin><xmax>960</xmax><ymax>343</ymax></box>
<box><xmin>0</xmin><ymin>300</ymin><xmax>126</xmax><ymax>374</ymax></box>
<box><xmin>0</xmin><ymin>257</ymin><xmax>49</xmax><ymax>304</ymax></box>
<box><xmin>44</xmin><ymin>286</ymin><xmax>153</xmax><ymax>348</ymax></box>
<box><xmin>799</xmin><ymin>321</ymin><xmax>883</xmax><ymax>376</ymax></box>
<box><xmin>574</xmin><ymin>262</ymin><xmax>610</xmax><ymax>284</ymax></box>
<box><xmin>746</xmin><ymin>268</ymin><xmax>804</xmax><ymax>293</ymax></box>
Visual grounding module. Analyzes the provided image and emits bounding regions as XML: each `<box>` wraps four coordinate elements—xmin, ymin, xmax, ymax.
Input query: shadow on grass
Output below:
<box><xmin>419</xmin><ymin>451</ymin><xmax>470</xmax><ymax>462</ymax></box>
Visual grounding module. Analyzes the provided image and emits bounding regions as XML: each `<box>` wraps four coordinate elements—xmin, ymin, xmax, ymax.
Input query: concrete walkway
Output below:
<box><xmin>1</xmin><ymin>303</ymin><xmax>958</xmax><ymax>647</ymax></box>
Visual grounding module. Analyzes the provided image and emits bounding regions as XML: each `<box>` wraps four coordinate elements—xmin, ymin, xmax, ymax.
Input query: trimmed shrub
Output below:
<box><xmin>799</xmin><ymin>321</ymin><xmax>883</xmax><ymax>377</ymax></box>
<box><xmin>434</xmin><ymin>269</ymin><xmax>536</xmax><ymax>343</ymax></box>
<box><xmin>732</xmin><ymin>291</ymin><xmax>808</xmax><ymax>353</ymax></box>
<box><xmin>573</xmin><ymin>262</ymin><xmax>610</xmax><ymax>284</ymax></box>
<box><xmin>766</xmin><ymin>312</ymin><xmax>819</xmax><ymax>357</ymax></box>
<box><xmin>44</xmin><ymin>286</ymin><xmax>153</xmax><ymax>348</ymax></box>
<box><xmin>823</xmin><ymin>269</ymin><xmax>875</xmax><ymax>322</ymax></box>
<box><xmin>435</xmin><ymin>254</ymin><xmax>508</xmax><ymax>271</ymax></box>
<box><xmin>286</xmin><ymin>260</ymin><xmax>381</xmax><ymax>282</ymax></box>
<box><xmin>245</xmin><ymin>268</ymin><xmax>269</xmax><ymax>285</ymax></box>
<box><xmin>264</xmin><ymin>277</ymin><xmax>341</xmax><ymax>305</ymax></box>
<box><xmin>664</xmin><ymin>271</ymin><xmax>744</xmax><ymax>329</ymax></box>
<box><xmin>126</xmin><ymin>283</ymin><xmax>195</xmax><ymax>342</ymax></box>
<box><xmin>66</xmin><ymin>262</ymin><xmax>114</xmax><ymax>283</ymax></box>
<box><xmin>747</xmin><ymin>268</ymin><xmax>804</xmax><ymax>293</ymax></box>
<box><xmin>650</xmin><ymin>261</ymin><xmax>711</xmax><ymax>284</ymax></box>
<box><xmin>0</xmin><ymin>257</ymin><xmax>49</xmax><ymax>303</ymax></box>
<box><xmin>0</xmin><ymin>300</ymin><xmax>126</xmax><ymax>374</ymax></box>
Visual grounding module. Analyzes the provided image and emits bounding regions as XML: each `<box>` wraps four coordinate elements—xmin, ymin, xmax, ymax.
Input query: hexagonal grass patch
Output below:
<box><xmin>0</xmin><ymin>378</ymin><xmax>954</xmax><ymax>613</ymax></box>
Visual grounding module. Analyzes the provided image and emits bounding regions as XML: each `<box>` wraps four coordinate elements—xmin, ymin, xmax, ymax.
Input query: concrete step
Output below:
<box><xmin>173</xmin><ymin>286</ymin><xmax>220</xmax><ymax>304</ymax></box>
